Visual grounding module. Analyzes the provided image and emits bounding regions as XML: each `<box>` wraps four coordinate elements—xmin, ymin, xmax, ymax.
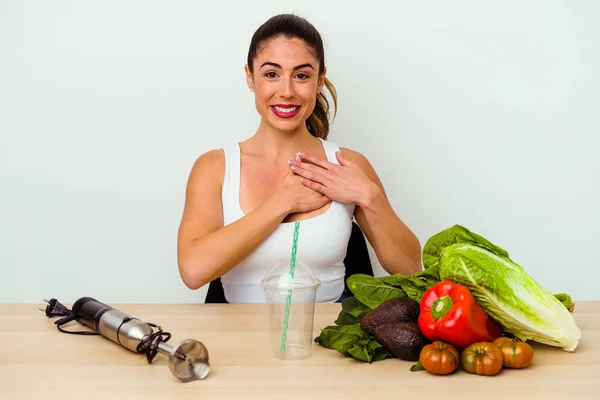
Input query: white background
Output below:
<box><xmin>1</xmin><ymin>0</ymin><xmax>598</xmax><ymax>303</ymax></box>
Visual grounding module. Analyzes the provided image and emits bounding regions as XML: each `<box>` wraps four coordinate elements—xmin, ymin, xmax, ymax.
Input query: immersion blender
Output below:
<box><xmin>41</xmin><ymin>296</ymin><xmax>210</xmax><ymax>382</ymax></box>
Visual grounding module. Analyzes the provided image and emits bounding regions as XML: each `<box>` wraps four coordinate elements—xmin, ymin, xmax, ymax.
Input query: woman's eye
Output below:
<box><xmin>296</xmin><ymin>73</ymin><xmax>309</xmax><ymax>80</ymax></box>
<box><xmin>265</xmin><ymin>72</ymin><xmax>278</xmax><ymax>78</ymax></box>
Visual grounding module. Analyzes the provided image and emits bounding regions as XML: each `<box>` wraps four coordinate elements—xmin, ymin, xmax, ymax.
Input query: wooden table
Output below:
<box><xmin>1</xmin><ymin>301</ymin><xmax>598</xmax><ymax>399</ymax></box>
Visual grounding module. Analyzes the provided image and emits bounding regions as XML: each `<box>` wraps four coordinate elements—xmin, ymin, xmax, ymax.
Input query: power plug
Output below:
<box><xmin>40</xmin><ymin>298</ymin><xmax>71</xmax><ymax>318</ymax></box>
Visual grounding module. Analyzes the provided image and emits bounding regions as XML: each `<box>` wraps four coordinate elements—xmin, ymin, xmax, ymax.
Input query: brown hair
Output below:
<box><xmin>247</xmin><ymin>14</ymin><xmax>337</xmax><ymax>139</ymax></box>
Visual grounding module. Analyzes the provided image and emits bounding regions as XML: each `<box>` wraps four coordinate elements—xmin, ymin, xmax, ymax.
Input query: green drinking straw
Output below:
<box><xmin>280</xmin><ymin>220</ymin><xmax>300</xmax><ymax>353</ymax></box>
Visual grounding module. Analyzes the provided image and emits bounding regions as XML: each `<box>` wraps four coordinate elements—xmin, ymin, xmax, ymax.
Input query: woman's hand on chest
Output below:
<box><xmin>287</xmin><ymin>150</ymin><xmax>378</xmax><ymax>207</ymax></box>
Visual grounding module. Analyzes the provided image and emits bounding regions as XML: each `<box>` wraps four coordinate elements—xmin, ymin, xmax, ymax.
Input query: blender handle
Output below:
<box><xmin>71</xmin><ymin>296</ymin><xmax>114</xmax><ymax>331</ymax></box>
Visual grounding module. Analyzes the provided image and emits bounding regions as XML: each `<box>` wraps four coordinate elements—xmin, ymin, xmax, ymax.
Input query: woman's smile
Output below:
<box><xmin>271</xmin><ymin>104</ymin><xmax>301</xmax><ymax>118</ymax></box>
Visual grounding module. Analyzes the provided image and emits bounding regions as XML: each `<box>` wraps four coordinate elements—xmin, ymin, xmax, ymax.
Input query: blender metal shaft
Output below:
<box><xmin>157</xmin><ymin>339</ymin><xmax>211</xmax><ymax>382</ymax></box>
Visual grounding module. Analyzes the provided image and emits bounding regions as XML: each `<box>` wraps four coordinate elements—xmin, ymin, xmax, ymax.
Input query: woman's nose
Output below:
<box><xmin>278</xmin><ymin>78</ymin><xmax>295</xmax><ymax>98</ymax></box>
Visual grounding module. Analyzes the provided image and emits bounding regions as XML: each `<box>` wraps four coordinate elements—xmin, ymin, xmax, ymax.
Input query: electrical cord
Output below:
<box><xmin>56</xmin><ymin>315</ymin><xmax>100</xmax><ymax>335</ymax></box>
<box><xmin>136</xmin><ymin>322</ymin><xmax>172</xmax><ymax>363</ymax></box>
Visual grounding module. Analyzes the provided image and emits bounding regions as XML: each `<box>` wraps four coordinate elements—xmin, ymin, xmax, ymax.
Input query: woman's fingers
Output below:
<box><xmin>300</xmin><ymin>177</ymin><xmax>334</xmax><ymax>198</ymax></box>
<box><xmin>290</xmin><ymin>161</ymin><xmax>329</xmax><ymax>183</ymax></box>
<box><xmin>335</xmin><ymin>150</ymin><xmax>353</xmax><ymax>167</ymax></box>
<box><xmin>296</xmin><ymin>151</ymin><xmax>332</xmax><ymax>170</ymax></box>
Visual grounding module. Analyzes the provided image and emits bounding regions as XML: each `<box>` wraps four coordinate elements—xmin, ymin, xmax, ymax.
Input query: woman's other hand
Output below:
<box><xmin>288</xmin><ymin>151</ymin><xmax>377</xmax><ymax>206</ymax></box>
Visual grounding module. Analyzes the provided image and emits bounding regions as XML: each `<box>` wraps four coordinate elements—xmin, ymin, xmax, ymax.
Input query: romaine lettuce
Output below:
<box><xmin>439</xmin><ymin>243</ymin><xmax>582</xmax><ymax>351</ymax></box>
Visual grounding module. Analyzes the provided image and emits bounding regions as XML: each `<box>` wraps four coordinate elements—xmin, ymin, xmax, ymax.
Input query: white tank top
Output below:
<box><xmin>220</xmin><ymin>138</ymin><xmax>355</xmax><ymax>303</ymax></box>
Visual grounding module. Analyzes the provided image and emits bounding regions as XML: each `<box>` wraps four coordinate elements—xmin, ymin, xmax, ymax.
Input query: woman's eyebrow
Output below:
<box><xmin>260</xmin><ymin>62</ymin><xmax>315</xmax><ymax>71</ymax></box>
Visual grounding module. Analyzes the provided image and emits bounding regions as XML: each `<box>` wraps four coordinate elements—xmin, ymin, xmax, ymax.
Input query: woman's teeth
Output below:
<box><xmin>273</xmin><ymin>106</ymin><xmax>299</xmax><ymax>113</ymax></box>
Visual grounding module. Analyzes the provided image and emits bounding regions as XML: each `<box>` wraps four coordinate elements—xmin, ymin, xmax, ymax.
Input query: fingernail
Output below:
<box><xmin>296</xmin><ymin>151</ymin><xmax>304</xmax><ymax>158</ymax></box>
<box><xmin>287</xmin><ymin>159</ymin><xmax>293</xmax><ymax>165</ymax></box>
<box><xmin>291</xmin><ymin>165</ymin><xmax>297</xmax><ymax>171</ymax></box>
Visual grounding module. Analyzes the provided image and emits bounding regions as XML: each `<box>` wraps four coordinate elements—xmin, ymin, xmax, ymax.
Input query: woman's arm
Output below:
<box><xmin>343</xmin><ymin>150</ymin><xmax>422</xmax><ymax>275</ymax></box>
<box><xmin>289</xmin><ymin>149</ymin><xmax>422</xmax><ymax>275</ymax></box>
<box><xmin>177</xmin><ymin>150</ymin><xmax>330</xmax><ymax>290</ymax></box>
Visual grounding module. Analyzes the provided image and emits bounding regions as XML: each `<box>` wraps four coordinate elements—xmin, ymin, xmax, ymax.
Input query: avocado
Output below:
<box><xmin>372</xmin><ymin>321</ymin><xmax>428</xmax><ymax>361</ymax></box>
<box><xmin>360</xmin><ymin>297</ymin><xmax>420</xmax><ymax>335</ymax></box>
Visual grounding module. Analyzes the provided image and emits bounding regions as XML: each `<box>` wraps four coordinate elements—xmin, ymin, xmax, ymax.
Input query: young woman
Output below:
<box><xmin>177</xmin><ymin>14</ymin><xmax>421</xmax><ymax>303</ymax></box>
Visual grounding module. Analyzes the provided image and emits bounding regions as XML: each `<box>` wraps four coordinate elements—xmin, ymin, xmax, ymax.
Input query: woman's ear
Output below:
<box><xmin>317</xmin><ymin>66</ymin><xmax>327</xmax><ymax>93</ymax></box>
<box><xmin>245</xmin><ymin>65</ymin><xmax>255</xmax><ymax>92</ymax></box>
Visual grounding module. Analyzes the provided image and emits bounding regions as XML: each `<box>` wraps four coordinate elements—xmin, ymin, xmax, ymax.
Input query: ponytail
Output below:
<box><xmin>306</xmin><ymin>77</ymin><xmax>337</xmax><ymax>140</ymax></box>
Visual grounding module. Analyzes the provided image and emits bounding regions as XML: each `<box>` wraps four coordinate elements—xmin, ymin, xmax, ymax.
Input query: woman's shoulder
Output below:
<box><xmin>187</xmin><ymin>147</ymin><xmax>227</xmax><ymax>184</ymax></box>
<box><xmin>338</xmin><ymin>146</ymin><xmax>374</xmax><ymax>170</ymax></box>
<box><xmin>193</xmin><ymin>141</ymin><xmax>241</xmax><ymax>166</ymax></box>
<box><xmin>192</xmin><ymin>148</ymin><xmax>225</xmax><ymax>170</ymax></box>
<box><xmin>339</xmin><ymin>147</ymin><xmax>365</xmax><ymax>161</ymax></box>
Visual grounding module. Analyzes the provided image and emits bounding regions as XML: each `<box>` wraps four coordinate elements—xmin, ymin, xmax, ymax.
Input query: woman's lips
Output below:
<box><xmin>271</xmin><ymin>105</ymin><xmax>300</xmax><ymax>119</ymax></box>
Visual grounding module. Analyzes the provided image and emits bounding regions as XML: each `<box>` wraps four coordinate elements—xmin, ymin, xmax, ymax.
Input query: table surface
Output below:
<box><xmin>1</xmin><ymin>301</ymin><xmax>598</xmax><ymax>399</ymax></box>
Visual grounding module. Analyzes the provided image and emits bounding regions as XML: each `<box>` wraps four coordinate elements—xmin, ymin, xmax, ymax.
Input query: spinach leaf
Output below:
<box><xmin>376</xmin><ymin>275</ymin><xmax>401</xmax><ymax>286</ymax></box>
<box><xmin>334</xmin><ymin>296</ymin><xmax>371</xmax><ymax>326</ymax></box>
<box><xmin>391</xmin><ymin>264</ymin><xmax>441</xmax><ymax>302</ymax></box>
<box><xmin>342</xmin><ymin>296</ymin><xmax>371</xmax><ymax>318</ymax></box>
<box><xmin>392</xmin><ymin>276</ymin><xmax>433</xmax><ymax>302</ymax></box>
<box><xmin>334</xmin><ymin>312</ymin><xmax>360</xmax><ymax>327</ymax></box>
<box><xmin>372</xmin><ymin>345</ymin><xmax>394</xmax><ymax>362</ymax></box>
<box><xmin>314</xmin><ymin>324</ymin><xmax>365</xmax><ymax>355</ymax></box>
<box><xmin>315</xmin><ymin>296</ymin><xmax>394</xmax><ymax>363</ymax></box>
<box><xmin>347</xmin><ymin>337</ymin><xmax>393</xmax><ymax>363</ymax></box>
<box><xmin>314</xmin><ymin>322</ymin><xmax>394</xmax><ymax>363</ymax></box>
<box><xmin>346</xmin><ymin>274</ymin><xmax>406</xmax><ymax>310</ymax></box>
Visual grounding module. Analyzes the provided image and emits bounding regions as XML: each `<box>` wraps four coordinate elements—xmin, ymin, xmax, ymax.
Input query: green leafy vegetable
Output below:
<box><xmin>315</xmin><ymin>224</ymin><xmax>580</xmax><ymax>363</ymax></box>
<box><xmin>376</xmin><ymin>275</ymin><xmax>403</xmax><ymax>287</ymax></box>
<box><xmin>423</xmin><ymin>224</ymin><xmax>510</xmax><ymax>269</ymax></box>
<box><xmin>314</xmin><ymin>323</ymin><xmax>363</xmax><ymax>352</ymax></box>
<box><xmin>553</xmin><ymin>293</ymin><xmax>575</xmax><ymax>312</ymax></box>
<box><xmin>438</xmin><ymin>243</ymin><xmax>581</xmax><ymax>351</ymax></box>
<box><xmin>346</xmin><ymin>274</ymin><xmax>406</xmax><ymax>309</ymax></box>
<box><xmin>314</xmin><ymin>322</ymin><xmax>393</xmax><ymax>363</ymax></box>
<box><xmin>315</xmin><ymin>296</ymin><xmax>394</xmax><ymax>363</ymax></box>
<box><xmin>334</xmin><ymin>296</ymin><xmax>371</xmax><ymax>326</ymax></box>
<box><xmin>390</xmin><ymin>264</ymin><xmax>441</xmax><ymax>303</ymax></box>
<box><xmin>348</xmin><ymin>337</ymin><xmax>392</xmax><ymax>362</ymax></box>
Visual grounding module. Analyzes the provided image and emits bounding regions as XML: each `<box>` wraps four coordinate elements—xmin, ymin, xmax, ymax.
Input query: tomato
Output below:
<box><xmin>494</xmin><ymin>337</ymin><xmax>534</xmax><ymax>369</ymax></box>
<box><xmin>461</xmin><ymin>342</ymin><xmax>504</xmax><ymax>376</ymax></box>
<box><xmin>419</xmin><ymin>341</ymin><xmax>460</xmax><ymax>375</ymax></box>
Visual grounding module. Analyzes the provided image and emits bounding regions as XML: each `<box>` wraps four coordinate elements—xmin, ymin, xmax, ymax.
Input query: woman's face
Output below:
<box><xmin>246</xmin><ymin>36</ymin><xmax>325</xmax><ymax>134</ymax></box>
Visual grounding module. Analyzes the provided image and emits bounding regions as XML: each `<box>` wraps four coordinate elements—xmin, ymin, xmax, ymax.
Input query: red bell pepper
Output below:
<box><xmin>418</xmin><ymin>280</ymin><xmax>502</xmax><ymax>350</ymax></box>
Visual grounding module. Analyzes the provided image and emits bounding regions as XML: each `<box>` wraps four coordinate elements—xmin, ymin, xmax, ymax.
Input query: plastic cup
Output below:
<box><xmin>260</xmin><ymin>260</ymin><xmax>321</xmax><ymax>360</ymax></box>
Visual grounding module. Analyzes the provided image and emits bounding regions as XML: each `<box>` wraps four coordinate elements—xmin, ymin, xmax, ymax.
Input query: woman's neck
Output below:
<box><xmin>242</xmin><ymin>123</ymin><xmax>319</xmax><ymax>160</ymax></box>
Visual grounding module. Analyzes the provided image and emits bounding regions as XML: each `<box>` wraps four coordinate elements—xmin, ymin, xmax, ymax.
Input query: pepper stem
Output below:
<box><xmin>431</xmin><ymin>296</ymin><xmax>453</xmax><ymax>319</ymax></box>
